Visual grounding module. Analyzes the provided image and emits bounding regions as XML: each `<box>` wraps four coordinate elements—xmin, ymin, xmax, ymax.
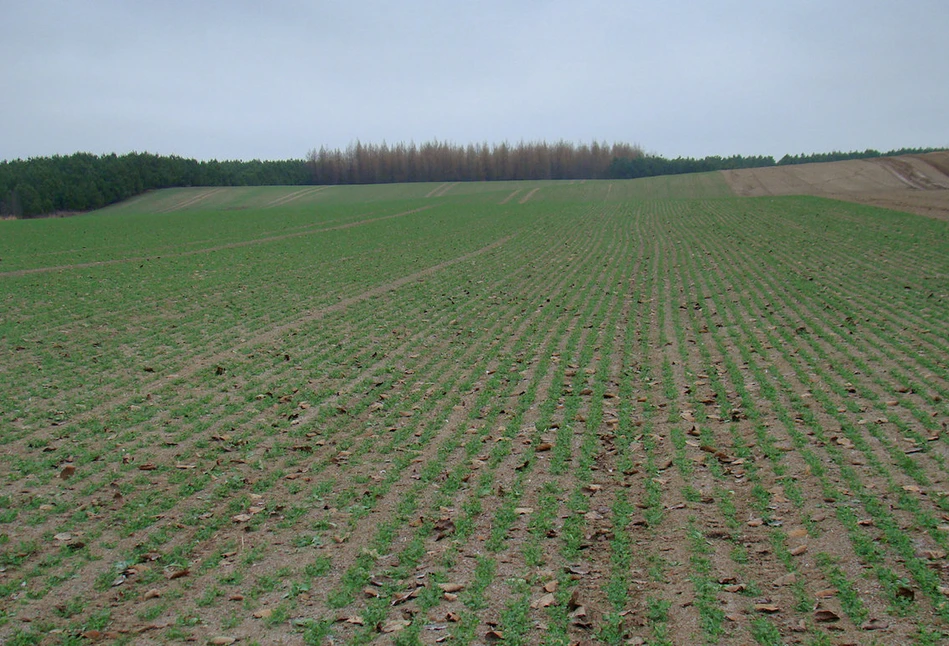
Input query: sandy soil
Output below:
<box><xmin>722</xmin><ymin>152</ymin><xmax>949</xmax><ymax>219</ymax></box>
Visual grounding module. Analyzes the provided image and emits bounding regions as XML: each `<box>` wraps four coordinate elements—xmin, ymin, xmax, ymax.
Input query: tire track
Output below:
<box><xmin>43</xmin><ymin>233</ymin><xmax>511</xmax><ymax>433</ymax></box>
<box><xmin>499</xmin><ymin>188</ymin><xmax>521</xmax><ymax>205</ymax></box>
<box><xmin>426</xmin><ymin>182</ymin><xmax>456</xmax><ymax>198</ymax></box>
<box><xmin>156</xmin><ymin>187</ymin><xmax>224</xmax><ymax>214</ymax></box>
<box><xmin>265</xmin><ymin>186</ymin><xmax>329</xmax><ymax>208</ymax></box>
<box><xmin>436</xmin><ymin>181</ymin><xmax>459</xmax><ymax>197</ymax></box>
<box><xmin>0</xmin><ymin>205</ymin><xmax>435</xmax><ymax>278</ymax></box>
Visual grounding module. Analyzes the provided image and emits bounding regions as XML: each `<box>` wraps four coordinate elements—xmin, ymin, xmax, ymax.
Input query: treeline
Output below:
<box><xmin>608</xmin><ymin>153</ymin><xmax>777</xmax><ymax>179</ymax></box>
<box><xmin>306</xmin><ymin>140</ymin><xmax>642</xmax><ymax>184</ymax></box>
<box><xmin>0</xmin><ymin>152</ymin><xmax>309</xmax><ymax>218</ymax></box>
<box><xmin>776</xmin><ymin>147</ymin><xmax>945</xmax><ymax>166</ymax></box>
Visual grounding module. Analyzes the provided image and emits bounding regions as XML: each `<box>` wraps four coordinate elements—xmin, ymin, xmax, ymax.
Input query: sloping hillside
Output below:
<box><xmin>723</xmin><ymin>152</ymin><xmax>949</xmax><ymax>219</ymax></box>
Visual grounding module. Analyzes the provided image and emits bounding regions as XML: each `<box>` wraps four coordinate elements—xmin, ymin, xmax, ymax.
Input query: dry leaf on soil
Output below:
<box><xmin>814</xmin><ymin>609</ymin><xmax>840</xmax><ymax>622</ymax></box>
<box><xmin>861</xmin><ymin>618</ymin><xmax>889</xmax><ymax>630</ymax></box>
<box><xmin>380</xmin><ymin>619</ymin><xmax>410</xmax><ymax>633</ymax></box>
<box><xmin>531</xmin><ymin>593</ymin><xmax>557</xmax><ymax>609</ymax></box>
<box><xmin>437</xmin><ymin>583</ymin><xmax>464</xmax><ymax>593</ymax></box>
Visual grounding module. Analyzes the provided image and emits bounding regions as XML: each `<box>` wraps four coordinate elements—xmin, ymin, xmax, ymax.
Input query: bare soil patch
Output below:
<box><xmin>722</xmin><ymin>152</ymin><xmax>949</xmax><ymax>220</ymax></box>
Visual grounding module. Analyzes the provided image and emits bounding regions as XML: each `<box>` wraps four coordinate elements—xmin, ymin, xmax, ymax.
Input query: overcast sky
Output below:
<box><xmin>2</xmin><ymin>0</ymin><xmax>947</xmax><ymax>161</ymax></box>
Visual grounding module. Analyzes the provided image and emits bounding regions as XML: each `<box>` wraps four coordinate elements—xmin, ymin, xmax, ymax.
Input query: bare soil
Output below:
<box><xmin>722</xmin><ymin>151</ymin><xmax>949</xmax><ymax>220</ymax></box>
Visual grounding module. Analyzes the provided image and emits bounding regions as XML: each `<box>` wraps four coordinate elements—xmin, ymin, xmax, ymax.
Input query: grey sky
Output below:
<box><xmin>2</xmin><ymin>0</ymin><xmax>947</xmax><ymax>161</ymax></box>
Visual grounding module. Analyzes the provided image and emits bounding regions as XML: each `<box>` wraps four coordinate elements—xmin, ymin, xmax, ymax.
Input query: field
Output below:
<box><xmin>1</xmin><ymin>171</ymin><xmax>949</xmax><ymax>646</ymax></box>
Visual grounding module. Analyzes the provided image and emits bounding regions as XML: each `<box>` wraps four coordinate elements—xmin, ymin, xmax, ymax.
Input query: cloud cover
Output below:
<box><xmin>2</xmin><ymin>0</ymin><xmax>947</xmax><ymax>161</ymax></box>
